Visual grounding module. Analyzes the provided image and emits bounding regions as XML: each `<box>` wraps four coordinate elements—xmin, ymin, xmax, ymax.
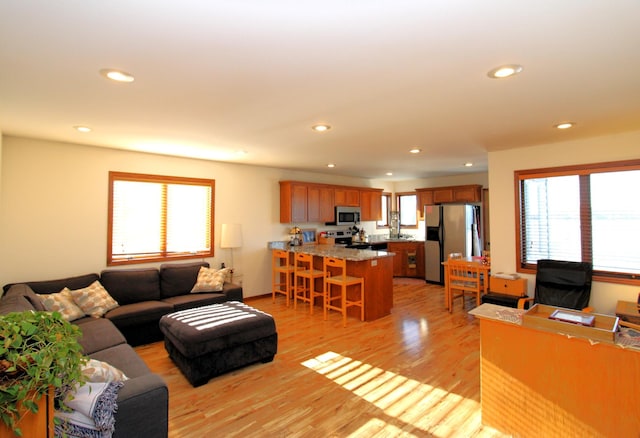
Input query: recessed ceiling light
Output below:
<box><xmin>386</xmin><ymin>172</ymin><xmax>393</xmax><ymax>176</ymax></box>
<box><xmin>99</xmin><ymin>68</ymin><xmax>135</xmax><ymax>83</ymax></box>
<box><xmin>327</xmin><ymin>163</ymin><xmax>335</xmax><ymax>168</ymax></box>
<box><xmin>555</xmin><ymin>122</ymin><xmax>576</xmax><ymax>130</ymax></box>
<box><xmin>464</xmin><ymin>162</ymin><xmax>473</xmax><ymax>167</ymax></box>
<box><xmin>73</xmin><ymin>125</ymin><xmax>92</xmax><ymax>133</ymax></box>
<box><xmin>409</xmin><ymin>147</ymin><xmax>422</xmax><ymax>154</ymax></box>
<box><xmin>312</xmin><ymin>124</ymin><xmax>331</xmax><ymax>132</ymax></box>
<box><xmin>487</xmin><ymin>64</ymin><xmax>523</xmax><ymax>79</ymax></box>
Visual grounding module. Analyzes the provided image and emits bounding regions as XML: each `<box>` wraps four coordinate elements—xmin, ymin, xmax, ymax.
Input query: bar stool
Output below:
<box><xmin>323</xmin><ymin>256</ymin><xmax>364</xmax><ymax>327</ymax></box>
<box><xmin>293</xmin><ymin>252</ymin><xmax>324</xmax><ymax>314</ymax></box>
<box><xmin>272</xmin><ymin>249</ymin><xmax>294</xmax><ymax>306</ymax></box>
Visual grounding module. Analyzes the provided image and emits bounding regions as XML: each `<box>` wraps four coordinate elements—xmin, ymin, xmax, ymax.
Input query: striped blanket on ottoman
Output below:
<box><xmin>159</xmin><ymin>301</ymin><xmax>277</xmax><ymax>387</ymax></box>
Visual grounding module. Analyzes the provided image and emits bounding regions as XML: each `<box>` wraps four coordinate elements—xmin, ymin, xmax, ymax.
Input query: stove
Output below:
<box><xmin>323</xmin><ymin>230</ymin><xmax>353</xmax><ymax>245</ymax></box>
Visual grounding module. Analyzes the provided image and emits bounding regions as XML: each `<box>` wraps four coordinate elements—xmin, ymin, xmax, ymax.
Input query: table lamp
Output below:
<box><xmin>221</xmin><ymin>223</ymin><xmax>242</xmax><ymax>282</ymax></box>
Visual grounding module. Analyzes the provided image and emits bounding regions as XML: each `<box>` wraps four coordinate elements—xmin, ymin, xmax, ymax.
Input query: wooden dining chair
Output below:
<box><xmin>323</xmin><ymin>256</ymin><xmax>365</xmax><ymax>327</ymax></box>
<box><xmin>271</xmin><ymin>249</ymin><xmax>294</xmax><ymax>306</ymax></box>
<box><xmin>447</xmin><ymin>259</ymin><xmax>487</xmax><ymax>312</ymax></box>
<box><xmin>293</xmin><ymin>252</ymin><xmax>324</xmax><ymax>314</ymax></box>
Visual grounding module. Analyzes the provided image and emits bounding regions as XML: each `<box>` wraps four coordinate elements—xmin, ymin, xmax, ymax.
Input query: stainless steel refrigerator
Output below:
<box><xmin>424</xmin><ymin>204</ymin><xmax>481</xmax><ymax>284</ymax></box>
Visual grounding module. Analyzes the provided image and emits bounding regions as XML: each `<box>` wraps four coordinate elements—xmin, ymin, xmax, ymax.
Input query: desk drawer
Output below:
<box><xmin>490</xmin><ymin>277</ymin><xmax>527</xmax><ymax>297</ymax></box>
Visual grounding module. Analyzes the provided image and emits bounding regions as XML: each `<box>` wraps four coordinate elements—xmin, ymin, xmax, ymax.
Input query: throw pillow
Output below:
<box><xmin>82</xmin><ymin>358</ymin><xmax>128</xmax><ymax>383</ymax></box>
<box><xmin>37</xmin><ymin>289</ymin><xmax>86</xmax><ymax>322</ymax></box>
<box><xmin>191</xmin><ymin>267</ymin><xmax>231</xmax><ymax>293</ymax></box>
<box><xmin>68</xmin><ymin>280</ymin><xmax>119</xmax><ymax>318</ymax></box>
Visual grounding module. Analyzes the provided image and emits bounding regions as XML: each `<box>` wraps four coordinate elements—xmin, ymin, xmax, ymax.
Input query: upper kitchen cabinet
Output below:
<box><xmin>280</xmin><ymin>181</ymin><xmax>308</xmax><ymax>223</ymax></box>
<box><xmin>308</xmin><ymin>184</ymin><xmax>335</xmax><ymax>223</ymax></box>
<box><xmin>360</xmin><ymin>189</ymin><xmax>383</xmax><ymax>221</ymax></box>
<box><xmin>334</xmin><ymin>188</ymin><xmax>360</xmax><ymax>206</ymax></box>
<box><xmin>416</xmin><ymin>184</ymin><xmax>482</xmax><ymax>207</ymax></box>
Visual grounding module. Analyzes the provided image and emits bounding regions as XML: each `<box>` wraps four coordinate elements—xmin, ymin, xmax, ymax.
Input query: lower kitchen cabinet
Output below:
<box><xmin>387</xmin><ymin>241</ymin><xmax>425</xmax><ymax>278</ymax></box>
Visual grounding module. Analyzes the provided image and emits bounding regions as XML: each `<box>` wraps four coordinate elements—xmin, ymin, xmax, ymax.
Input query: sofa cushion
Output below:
<box><xmin>191</xmin><ymin>266</ymin><xmax>231</xmax><ymax>293</ymax></box>
<box><xmin>4</xmin><ymin>273</ymin><xmax>100</xmax><ymax>295</ymax></box>
<box><xmin>0</xmin><ymin>293</ymin><xmax>35</xmax><ymax>314</ymax></box>
<box><xmin>100</xmin><ymin>269</ymin><xmax>160</xmax><ymax>304</ymax></box>
<box><xmin>37</xmin><ymin>289</ymin><xmax>86</xmax><ymax>321</ymax></box>
<box><xmin>74</xmin><ymin>317</ymin><xmax>127</xmax><ymax>355</ymax></box>
<box><xmin>67</xmin><ymin>281</ymin><xmax>119</xmax><ymax>317</ymax></box>
<box><xmin>159</xmin><ymin>261</ymin><xmax>209</xmax><ymax>298</ymax></box>
<box><xmin>2</xmin><ymin>284</ymin><xmax>47</xmax><ymax>311</ymax></box>
<box><xmin>162</xmin><ymin>292</ymin><xmax>229</xmax><ymax>311</ymax></box>
<box><xmin>89</xmin><ymin>343</ymin><xmax>152</xmax><ymax>379</ymax></box>
<box><xmin>105</xmin><ymin>301</ymin><xmax>174</xmax><ymax>329</ymax></box>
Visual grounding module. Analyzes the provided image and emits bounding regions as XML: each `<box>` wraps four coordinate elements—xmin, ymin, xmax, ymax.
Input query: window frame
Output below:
<box><xmin>108</xmin><ymin>171</ymin><xmax>215</xmax><ymax>266</ymax></box>
<box><xmin>515</xmin><ymin>159</ymin><xmax>640</xmax><ymax>285</ymax></box>
<box><xmin>376</xmin><ymin>192</ymin><xmax>391</xmax><ymax>228</ymax></box>
<box><xmin>396</xmin><ymin>192</ymin><xmax>418</xmax><ymax>229</ymax></box>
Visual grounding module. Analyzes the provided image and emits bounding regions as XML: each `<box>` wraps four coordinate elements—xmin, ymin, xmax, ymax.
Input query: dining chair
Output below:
<box><xmin>293</xmin><ymin>252</ymin><xmax>324</xmax><ymax>314</ymax></box>
<box><xmin>323</xmin><ymin>256</ymin><xmax>364</xmax><ymax>327</ymax></box>
<box><xmin>271</xmin><ymin>249</ymin><xmax>294</xmax><ymax>306</ymax></box>
<box><xmin>447</xmin><ymin>259</ymin><xmax>487</xmax><ymax>312</ymax></box>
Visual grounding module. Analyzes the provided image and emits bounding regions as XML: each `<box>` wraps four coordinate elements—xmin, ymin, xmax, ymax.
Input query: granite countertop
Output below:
<box><xmin>267</xmin><ymin>242</ymin><xmax>395</xmax><ymax>261</ymax></box>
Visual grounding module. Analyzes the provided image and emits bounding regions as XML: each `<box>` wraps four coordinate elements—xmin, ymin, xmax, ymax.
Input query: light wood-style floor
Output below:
<box><xmin>135</xmin><ymin>279</ymin><xmax>510</xmax><ymax>438</ymax></box>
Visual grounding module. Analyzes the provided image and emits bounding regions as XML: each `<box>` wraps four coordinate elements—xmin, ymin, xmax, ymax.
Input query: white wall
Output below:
<box><xmin>488</xmin><ymin>129</ymin><xmax>640</xmax><ymax>313</ymax></box>
<box><xmin>0</xmin><ymin>136</ymin><xmax>374</xmax><ymax>297</ymax></box>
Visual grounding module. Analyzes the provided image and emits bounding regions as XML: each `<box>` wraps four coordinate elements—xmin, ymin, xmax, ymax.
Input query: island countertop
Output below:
<box><xmin>267</xmin><ymin>242</ymin><xmax>395</xmax><ymax>261</ymax></box>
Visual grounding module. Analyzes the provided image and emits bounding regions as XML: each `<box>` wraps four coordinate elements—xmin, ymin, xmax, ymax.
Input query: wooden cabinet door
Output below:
<box><xmin>433</xmin><ymin>188</ymin><xmax>454</xmax><ymax>203</ymax></box>
<box><xmin>335</xmin><ymin>188</ymin><xmax>360</xmax><ymax>206</ymax></box>
<box><xmin>453</xmin><ymin>185</ymin><xmax>481</xmax><ymax>202</ymax></box>
<box><xmin>308</xmin><ymin>185</ymin><xmax>334</xmax><ymax>223</ymax></box>
<box><xmin>280</xmin><ymin>181</ymin><xmax>308</xmax><ymax>223</ymax></box>
<box><xmin>360</xmin><ymin>190</ymin><xmax>382</xmax><ymax>221</ymax></box>
<box><xmin>418</xmin><ymin>190</ymin><xmax>434</xmax><ymax>208</ymax></box>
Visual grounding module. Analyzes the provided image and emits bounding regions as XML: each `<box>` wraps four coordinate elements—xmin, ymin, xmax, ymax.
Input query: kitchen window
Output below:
<box><xmin>108</xmin><ymin>171</ymin><xmax>215</xmax><ymax>265</ymax></box>
<box><xmin>516</xmin><ymin>159</ymin><xmax>640</xmax><ymax>284</ymax></box>
<box><xmin>377</xmin><ymin>192</ymin><xmax>391</xmax><ymax>228</ymax></box>
<box><xmin>397</xmin><ymin>193</ymin><xmax>418</xmax><ymax>228</ymax></box>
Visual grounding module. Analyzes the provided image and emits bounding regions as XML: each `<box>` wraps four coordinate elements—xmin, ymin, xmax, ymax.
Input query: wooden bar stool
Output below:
<box><xmin>323</xmin><ymin>256</ymin><xmax>364</xmax><ymax>327</ymax></box>
<box><xmin>293</xmin><ymin>252</ymin><xmax>324</xmax><ymax>314</ymax></box>
<box><xmin>272</xmin><ymin>249</ymin><xmax>294</xmax><ymax>306</ymax></box>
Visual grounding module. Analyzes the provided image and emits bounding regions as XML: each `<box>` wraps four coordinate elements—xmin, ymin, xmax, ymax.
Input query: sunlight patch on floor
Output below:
<box><xmin>301</xmin><ymin>351</ymin><xmax>480</xmax><ymax>437</ymax></box>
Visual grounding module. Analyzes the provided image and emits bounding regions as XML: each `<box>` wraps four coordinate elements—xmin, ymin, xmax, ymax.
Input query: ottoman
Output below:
<box><xmin>159</xmin><ymin>301</ymin><xmax>278</xmax><ymax>387</ymax></box>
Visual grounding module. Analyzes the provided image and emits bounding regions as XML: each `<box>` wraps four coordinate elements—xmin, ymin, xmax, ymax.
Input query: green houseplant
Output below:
<box><xmin>0</xmin><ymin>310</ymin><xmax>87</xmax><ymax>437</ymax></box>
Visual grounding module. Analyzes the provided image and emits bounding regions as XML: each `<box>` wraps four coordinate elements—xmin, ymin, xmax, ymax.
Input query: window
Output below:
<box><xmin>108</xmin><ymin>172</ymin><xmax>215</xmax><ymax>265</ymax></box>
<box><xmin>377</xmin><ymin>192</ymin><xmax>391</xmax><ymax>228</ymax></box>
<box><xmin>397</xmin><ymin>193</ymin><xmax>418</xmax><ymax>228</ymax></box>
<box><xmin>516</xmin><ymin>159</ymin><xmax>640</xmax><ymax>284</ymax></box>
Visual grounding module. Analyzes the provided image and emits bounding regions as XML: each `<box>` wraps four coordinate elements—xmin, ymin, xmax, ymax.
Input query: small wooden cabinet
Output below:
<box><xmin>489</xmin><ymin>277</ymin><xmax>527</xmax><ymax>297</ymax></box>
<box><xmin>387</xmin><ymin>241</ymin><xmax>425</xmax><ymax>278</ymax></box>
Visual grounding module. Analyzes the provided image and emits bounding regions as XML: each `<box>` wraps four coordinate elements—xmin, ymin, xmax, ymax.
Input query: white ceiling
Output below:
<box><xmin>1</xmin><ymin>1</ymin><xmax>639</xmax><ymax>180</ymax></box>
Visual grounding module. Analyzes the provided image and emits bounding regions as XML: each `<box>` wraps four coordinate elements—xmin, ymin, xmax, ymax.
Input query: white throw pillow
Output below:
<box><xmin>37</xmin><ymin>289</ymin><xmax>85</xmax><ymax>321</ymax></box>
<box><xmin>191</xmin><ymin>267</ymin><xmax>231</xmax><ymax>293</ymax></box>
<box><xmin>68</xmin><ymin>280</ymin><xmax>119</xmax><ymax>318</ymax></box>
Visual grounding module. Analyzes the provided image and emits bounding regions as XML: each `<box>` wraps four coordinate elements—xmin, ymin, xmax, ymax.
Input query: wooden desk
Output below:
<box><xmin>441</xmin><ymin>258</ymin><xmax>490</xmax><ymax>311</ymax></box>
<box><xmin>471</xmin><ymin>304</ymin><xmax>640</xmax><ymax>437</ymax></box>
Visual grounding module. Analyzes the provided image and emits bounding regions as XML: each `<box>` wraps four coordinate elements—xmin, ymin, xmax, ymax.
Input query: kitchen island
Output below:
<box><xmin>269</xmin><ymin>243</ymin><xmax>395</xmax><ymax>321</ymax></box>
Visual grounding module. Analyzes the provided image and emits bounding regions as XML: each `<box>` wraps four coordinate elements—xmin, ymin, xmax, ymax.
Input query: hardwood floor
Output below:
<box><xmin>135</xmin><ymin>279</ymin><xmax>509</xmax><ymax>437</ymax></box>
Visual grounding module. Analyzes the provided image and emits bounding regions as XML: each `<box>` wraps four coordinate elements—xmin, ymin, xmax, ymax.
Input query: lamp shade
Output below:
<box><xmin>220</xmin><ymin>223</ymin><xmax>243</xmax><ymax>249</ymax></box>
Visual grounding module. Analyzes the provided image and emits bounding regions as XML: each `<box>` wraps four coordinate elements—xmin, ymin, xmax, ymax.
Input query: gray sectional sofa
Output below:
<box><xmin>0</xmin><ymin>261</ymin><xmax>243</xmax><ymax>438</ymax></box>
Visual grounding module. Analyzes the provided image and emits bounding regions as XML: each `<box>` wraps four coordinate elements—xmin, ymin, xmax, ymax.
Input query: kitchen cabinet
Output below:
<box><xmin>416</xmin><ymin>184</ymin><xmax>482</xmax><ymax>207</ymax></box>
<box><xmin>307</xmin><ymin>185</ymin><xmax>334</xmax><ymax>223</ymax></box>
<box><xmin>334</xmin><ymin>188</ymin><xmax>360</xmax><ymax>206</ymax></box>
<box><xmin>387</xmin><ymin>241</ymin><xmax>425</xmax><ymax>278</ymax></box>
<box><xmin>359</xmin><ymin>189</ymin><xmax>383</xmax><ymax>221</ymax></box>
<box><xmin>280</xmin><ymin>181</ymin><xmax>308</xmax><ymax>223</ymax></box>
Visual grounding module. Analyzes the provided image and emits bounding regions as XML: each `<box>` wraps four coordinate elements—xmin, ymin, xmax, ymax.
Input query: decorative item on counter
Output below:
<box><xmin>289</xmin><ymin>226</ymin><xmax>302</xmax><ymax>246</ymax></box>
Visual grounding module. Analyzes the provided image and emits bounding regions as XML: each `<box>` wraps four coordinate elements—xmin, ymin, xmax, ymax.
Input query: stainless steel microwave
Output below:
<box><xmin>334</xmin><ymin>206</ymin><xmax>361</xmax><ymax>225</ymax></box>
